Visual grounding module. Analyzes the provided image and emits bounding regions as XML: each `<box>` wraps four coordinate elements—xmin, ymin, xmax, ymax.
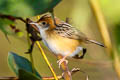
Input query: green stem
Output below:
<box><xmin>49</xmin><ymin>9</ymin><xmax>56</xmax><ymax>24</ymax></box>
<box><xmin>27</xmin><ymin>33</ymin><xmax>36</xmax><ymax>74</ymax></box>
<box><xmin>29</xmin><ymin>52</ymin><xmax>35</xmax><ymax>74</ymax></box>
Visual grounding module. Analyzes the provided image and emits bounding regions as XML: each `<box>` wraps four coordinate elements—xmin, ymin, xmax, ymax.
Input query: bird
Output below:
<box><xmin>30</xmin><ymin>13</ymin><xmax>105</xmax><ymax>67</ymax></box>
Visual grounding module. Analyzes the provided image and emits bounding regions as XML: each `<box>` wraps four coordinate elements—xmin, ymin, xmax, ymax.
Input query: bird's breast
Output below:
<box><xmin>41</xmin><ymin>30</ymin><xmax>82</xmax><ymax>57</ymax></box>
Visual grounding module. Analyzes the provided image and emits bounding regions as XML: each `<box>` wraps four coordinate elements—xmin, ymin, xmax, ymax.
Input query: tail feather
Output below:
<box><xmin>87</xmin><ymin>39</ymin><xmax>105</xmax><ymax>47</ymax></box>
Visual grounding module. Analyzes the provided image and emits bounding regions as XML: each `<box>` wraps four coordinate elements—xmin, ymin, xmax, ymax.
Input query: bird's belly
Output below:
<box><xmin>42</xmin><ymin>37</ymin><xmax>82</xmax><ymax>57</ymax></box>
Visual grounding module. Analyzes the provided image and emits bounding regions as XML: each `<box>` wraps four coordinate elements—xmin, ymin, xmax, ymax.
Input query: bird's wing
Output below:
<box><xmin>54</xmin><ymin>22</ymin><xmax>88</xmax><ymax>41</ymax></box>
<box><xmin>53</xmin><ymin>22</ymin><xmax>105</xmax><ymax>47</ymax></box>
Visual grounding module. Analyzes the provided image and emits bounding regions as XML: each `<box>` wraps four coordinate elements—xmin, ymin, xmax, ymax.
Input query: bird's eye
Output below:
<box><xmin>41</xmin><ymin>21</ymin><xmax>47</xmax><ymax>25</ymax></box>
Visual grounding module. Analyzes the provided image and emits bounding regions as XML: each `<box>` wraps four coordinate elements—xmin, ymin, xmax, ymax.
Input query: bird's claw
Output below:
<box><xmin>57</xmin><ymin>58</ymin><xmax>68</xmax><ymax>68</ymax></box>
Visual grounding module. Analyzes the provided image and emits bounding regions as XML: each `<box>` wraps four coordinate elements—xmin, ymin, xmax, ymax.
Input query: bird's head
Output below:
<box><xmin>30</xmin><ymin>14</ymin><xmax>60</xmax><ymax>32</ymax></box>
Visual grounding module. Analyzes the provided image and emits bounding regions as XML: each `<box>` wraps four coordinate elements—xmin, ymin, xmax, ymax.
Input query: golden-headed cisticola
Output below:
<box><xmin>30</xmin><ymin>14</ymin><xmax>104</xmax><ymax>67</ymax></box>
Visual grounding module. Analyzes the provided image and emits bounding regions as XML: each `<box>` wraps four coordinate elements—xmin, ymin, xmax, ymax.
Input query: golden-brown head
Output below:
<box><xmin>34</xmin><ymin>14</ymin><xmax>61</xmax><ymax>31</ymax></box>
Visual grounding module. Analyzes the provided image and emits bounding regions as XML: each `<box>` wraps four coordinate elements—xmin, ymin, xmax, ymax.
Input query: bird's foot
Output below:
<box><xmin>57</xmin><ymin>58</ymin><xmax>68</xmax><ymax>68</ymax></box>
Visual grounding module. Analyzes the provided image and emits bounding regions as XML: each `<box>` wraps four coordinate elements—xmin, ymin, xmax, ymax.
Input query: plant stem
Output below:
<box><xmin>89</xmin><ymin>0</ymin><xmax>120</xmax><ymax>79</ymax></box>
<box><xmin>29</xmin><ymin>52</ymin><xmax>36</xmax><ymax>74</ymax></box>
<box><xmin>89</xmin><ymin>0</ymin><xmax>112</xmax><ymax>55</ymax></box>
<box><xmin>57</xmin><ymin>54</ymin><xmax>72</xmax><ymax>80</ymax></box>
<box><xmin>27</xmin><ymin>33</ymin><xmax>36</xmax><ymax>74</ymax></box>
<box><xmin>36</xmin><ymin>41</ymin><xmax>58</xmax><ymax>80</ymax></box>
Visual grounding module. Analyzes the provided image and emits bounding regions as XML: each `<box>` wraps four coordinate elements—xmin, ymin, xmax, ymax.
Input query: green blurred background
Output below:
<box><xmin>0</xmin><ymin>0</ymin><xmax>120</xmax><ymax>80</ymax></box>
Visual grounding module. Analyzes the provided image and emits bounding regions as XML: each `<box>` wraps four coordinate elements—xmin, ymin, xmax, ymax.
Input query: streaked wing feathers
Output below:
<box><xmin>54</xmin><ymin>22</ymin><xmax>87</xmax><ymax>41</ymax></box>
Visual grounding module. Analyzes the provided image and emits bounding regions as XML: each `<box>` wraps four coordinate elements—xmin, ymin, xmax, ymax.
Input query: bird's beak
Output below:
<box><xmin>29</xmin><ymin>22</ymin><xmax>40</xmax><ymax>33</ymax></box>
<box><xmin>29</xmin><ymin>22</ymin><xmax>38</xmax><ymax>25</ymax></box>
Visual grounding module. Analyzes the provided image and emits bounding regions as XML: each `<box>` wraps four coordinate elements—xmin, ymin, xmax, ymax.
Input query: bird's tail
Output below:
<box><xmin>87</xmin><ymin>39</ymin><xmax>105</xmax><ymax>47</ymax></box>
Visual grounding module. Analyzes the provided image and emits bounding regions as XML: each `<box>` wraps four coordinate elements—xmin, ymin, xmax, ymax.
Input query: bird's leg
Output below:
<box><xmin>57</xmin><ymin>54</ymin><xmax>72</xmax><ymax>80</ymax></box>
<box><xmin>57</xmin><ymin>51</ymin><xmax>75</xmax><ymax>68</ymax></box>
<box><xmin>57</xmin><ymin>48</ymin><xmax>86</xmax><ymax>67</ymax></box>
<box><xmin>57</xmin><ymin>55</ymin><xmax>68</xmax><ymax>68</ymax></box>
